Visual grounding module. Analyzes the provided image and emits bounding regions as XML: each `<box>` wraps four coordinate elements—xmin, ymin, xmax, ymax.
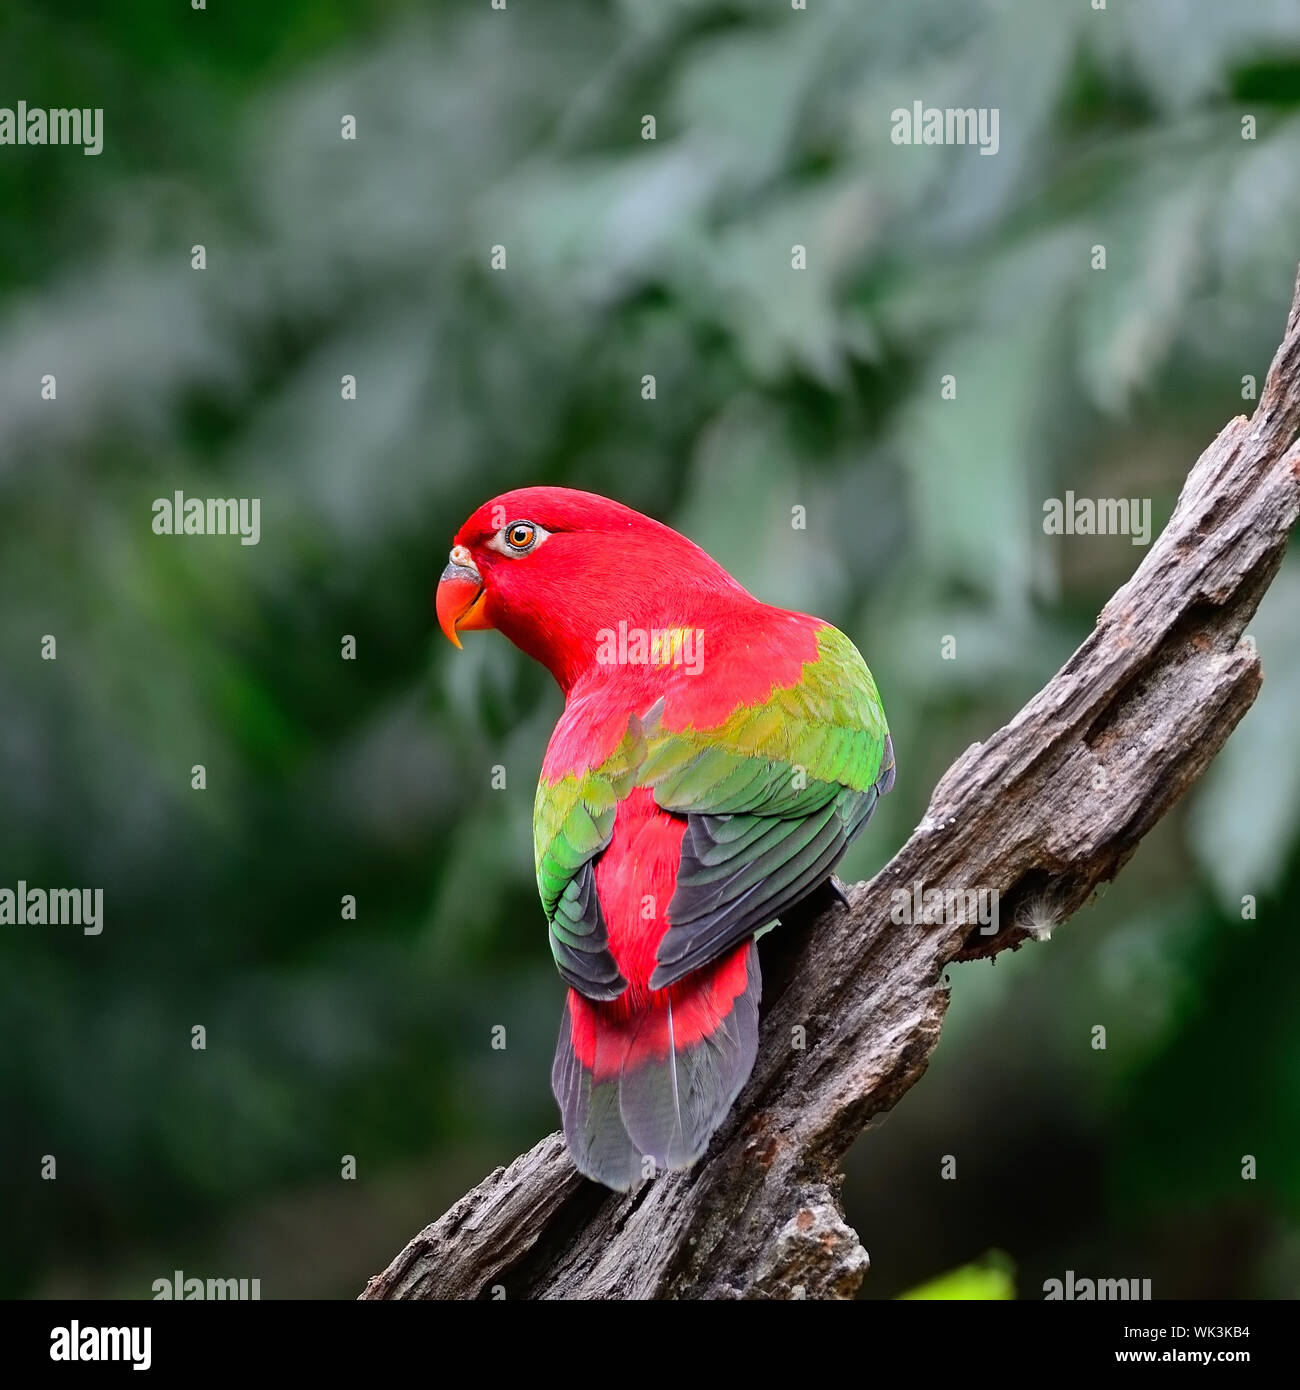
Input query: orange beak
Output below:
<box><xmin>436</xmin><ymin>554</ymin><xmax>491</xmax><ymax>648</ymax></box>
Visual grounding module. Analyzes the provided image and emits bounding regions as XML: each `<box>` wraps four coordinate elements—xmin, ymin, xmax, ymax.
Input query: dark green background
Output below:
<box><xmin>1</xmin><ymin>0</ymin><xmax>1297</xmax><ymax>1299</ymax></box>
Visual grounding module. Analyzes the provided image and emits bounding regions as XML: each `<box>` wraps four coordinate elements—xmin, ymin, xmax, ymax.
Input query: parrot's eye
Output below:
<box><xmin>489</xmin><ymin>519</ymin><xmax>549</xmax><ymax>558</ymax></box>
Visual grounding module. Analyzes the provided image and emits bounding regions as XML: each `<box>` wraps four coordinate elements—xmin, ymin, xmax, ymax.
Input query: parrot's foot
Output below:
<box><xmin>791</xmin><ymin>874</ymin><xmax>852</xmax><ymax>919</ymax></box>
<box><xmin>826</xmin><ymin>875</ymin><xmax>852</xmax><ymax>910</ymax></box>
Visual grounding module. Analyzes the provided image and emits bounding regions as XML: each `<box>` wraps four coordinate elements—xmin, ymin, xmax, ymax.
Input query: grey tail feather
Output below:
<box><xmin>617</xmin><ymin>943</ymin><xmax>761</xmax><ymax>1176</ymax></box>
<box><xmin>551</xmin><ymin>1004</ymin><xmax>644</xmax><ymax>1192</ymax></box>
<box><xmin>552</xmin><ymin>946</ymin><xmax>763</xmax><ymax>1191</ymax></box>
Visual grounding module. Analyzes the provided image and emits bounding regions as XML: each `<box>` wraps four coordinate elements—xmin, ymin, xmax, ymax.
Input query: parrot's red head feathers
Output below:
<box><xmin>436</xmin><ymin>486</ymin><xmax>745</xmax><ymax>690</ymax></box>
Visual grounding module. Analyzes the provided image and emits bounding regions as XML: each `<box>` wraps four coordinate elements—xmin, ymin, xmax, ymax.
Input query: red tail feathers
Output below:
<box><xmin>552</xmin><ymin>941</ymin><xmax>760</xmax><ymax>1190</ymax></box>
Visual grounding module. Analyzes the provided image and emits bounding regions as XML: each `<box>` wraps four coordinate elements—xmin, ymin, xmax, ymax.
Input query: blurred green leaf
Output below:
<box><xmin>898</xmin><ymin>1251</ymin><xmax>1016</xmax><ymax>1301</ymax></box>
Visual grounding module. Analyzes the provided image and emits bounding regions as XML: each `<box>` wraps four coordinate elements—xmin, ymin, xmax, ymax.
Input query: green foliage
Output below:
<box><xmin>898</xmin><ymin>1251</ymin><xmax>1015</xmax><ymax>1301</ymax></box>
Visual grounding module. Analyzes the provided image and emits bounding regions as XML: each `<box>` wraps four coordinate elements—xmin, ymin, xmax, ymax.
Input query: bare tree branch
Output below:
<box><xmin>361</xmin><ymin>269</ymin><xmax>1300</xmax><ymax>1302</ymax></box>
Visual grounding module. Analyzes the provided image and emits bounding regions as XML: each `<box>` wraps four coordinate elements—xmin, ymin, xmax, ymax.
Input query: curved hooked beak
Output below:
<box><xmin>436</xmin><ymin>549</ymin><xmax>491</xmax><ymax>648</ymax></box>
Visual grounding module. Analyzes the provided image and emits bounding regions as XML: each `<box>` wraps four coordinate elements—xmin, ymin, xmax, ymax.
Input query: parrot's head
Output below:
<box><xmin>436</xmin><ymin>486</ymin><xmax>743</xmax><ymax>689</ymax></box>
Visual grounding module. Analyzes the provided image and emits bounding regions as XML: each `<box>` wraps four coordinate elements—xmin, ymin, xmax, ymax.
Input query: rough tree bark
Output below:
<box><xmin>362</xmin><ymin>270</ymin><xmax>1300</xmax><ymax>1301</ymax></box>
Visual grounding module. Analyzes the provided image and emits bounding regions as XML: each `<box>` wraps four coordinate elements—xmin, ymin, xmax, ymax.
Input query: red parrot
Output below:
<box><xmin>437</xmin><ymin>487</ymin><xmax>894</xmax><ymax>1190</ymax></box>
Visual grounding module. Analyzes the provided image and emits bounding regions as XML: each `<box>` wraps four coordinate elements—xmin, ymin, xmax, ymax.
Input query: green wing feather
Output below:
<box><xmin>533</xmin><ymin>716</ymin><xmax>645</xmax><ymax>999</ymax></box>
<box><xmin>642</xmin><ymin>626</ymin><xmax>893</xmax><ymax>986</ymax></box>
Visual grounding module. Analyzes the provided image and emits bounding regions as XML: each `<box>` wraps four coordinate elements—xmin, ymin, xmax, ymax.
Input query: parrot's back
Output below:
<box><xmin>536</xmin><ymin>608</ymin><xmax>894</xmax><ymax>1191</ymax></box>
